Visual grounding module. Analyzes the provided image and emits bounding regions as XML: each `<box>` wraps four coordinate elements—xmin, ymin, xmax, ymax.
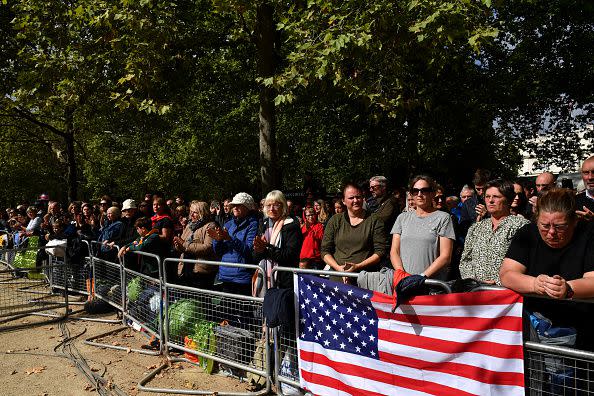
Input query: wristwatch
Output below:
<box><xmin>565</xmin><ymin>283</ymin><xmax>574</xmax><ymax>300</ymax></box>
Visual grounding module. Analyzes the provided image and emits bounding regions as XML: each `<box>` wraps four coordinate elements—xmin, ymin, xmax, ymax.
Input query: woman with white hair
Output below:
<box><xmin>253</xmin><ymin>190</ymin><xmax>302</xmax><ymax>292</ymax></box>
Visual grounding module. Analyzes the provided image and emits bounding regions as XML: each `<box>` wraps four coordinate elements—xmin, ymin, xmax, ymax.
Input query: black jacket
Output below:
<box><xmin>253</xmin><ymin>217</ymin><xmax>303</xmax><ymax>289</ymax></box>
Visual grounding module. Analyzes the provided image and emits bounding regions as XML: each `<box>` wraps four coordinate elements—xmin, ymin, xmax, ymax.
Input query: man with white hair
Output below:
<box><xmin>576</xmin><ymin>156</ymin><xmax>594</xmax><ymax>220</ymax></box>
<box><xmin>368</xmin><ymin>175</ymin><xmax>399</xmax><ymax>232</ymax></box>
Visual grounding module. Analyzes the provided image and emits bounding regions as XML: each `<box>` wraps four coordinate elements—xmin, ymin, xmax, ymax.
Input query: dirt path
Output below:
<box><xmin>0</xmin><ymin>310</ymin><xmax>255</xmax><ymax>396</ymax></box>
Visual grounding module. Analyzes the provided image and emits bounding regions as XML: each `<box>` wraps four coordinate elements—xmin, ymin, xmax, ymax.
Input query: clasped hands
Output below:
<box><xmin>533</xmin><ymin>274</ymin><xmax>570</xmax><ymax>299</ymax></box>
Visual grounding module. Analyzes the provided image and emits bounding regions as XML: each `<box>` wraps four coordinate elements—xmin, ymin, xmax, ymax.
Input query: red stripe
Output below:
<box><xmin>378</xmin><ymin>351</ymin><xmax>525</xmax><ymax>387</ymax></box>
<box><xmin>300</xmin><ymin>349</ymin><xmax>478</xmax><ymax>396</ymax></box>
<box><xmin>372</xmin><ymin>289</ymin><xmax>523</xmax><ymax>306</ymax></box>
<box><xmin>378</xmin><ymin>328</ymin><xmax>524</xmax><ymax>360</ymax></box>
<box><xmin>376</xmin><ymin>309</ymin><xmax>523</xmax><ymax>332</ymax></box>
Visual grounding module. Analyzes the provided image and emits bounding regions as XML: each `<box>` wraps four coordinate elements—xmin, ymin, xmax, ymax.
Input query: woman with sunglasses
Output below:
<box><xmin>390</xmin><ymin>175</ymin><xmax>455</xmax><ymax>280</ymax></box>
<box><xmin>501</xmin><ymin>188</ymin><xmax>594</xmax><ymax>349</ymax></box>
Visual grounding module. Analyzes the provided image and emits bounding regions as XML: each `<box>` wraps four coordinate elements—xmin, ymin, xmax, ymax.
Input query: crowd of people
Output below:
<box><xmin>2</xmin><ymin>156</ymin><xmax>594</xmax><ymax>350</ymax></box>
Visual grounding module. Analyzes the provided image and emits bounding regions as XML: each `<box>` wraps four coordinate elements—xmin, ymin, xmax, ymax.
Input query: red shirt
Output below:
<box><xmin>300</xmin><ymin>222</ymin><xmax>324</xmax><ymax>261</ymax></box>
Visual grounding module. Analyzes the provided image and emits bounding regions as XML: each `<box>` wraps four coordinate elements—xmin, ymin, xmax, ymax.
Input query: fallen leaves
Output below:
<box><xmin>25</xmin><ymin>366</ymin><xmax>46</xmax><ymax>375</ymax></box>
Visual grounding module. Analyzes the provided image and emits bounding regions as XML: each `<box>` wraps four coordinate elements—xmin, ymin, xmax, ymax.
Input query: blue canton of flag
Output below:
<box><xmin>298</xmin><ymin>274</ymin><xmax>379</xmax><ymax>359</ymax></box>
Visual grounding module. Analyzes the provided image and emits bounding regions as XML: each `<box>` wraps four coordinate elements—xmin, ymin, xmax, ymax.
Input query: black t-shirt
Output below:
<box><xmin>506</xmin><ymin>222</ymin><xmax>594</xmax><ymax>349</ymax></box>
<box><xmin>576</xmin><ymin>191</ymin><xmax>594</xmax><ymax>213</ymax></box>
<box><xmin>506</xmin><ymin>222</ymin><xmax>594</xmax><ymax>280</ymax></box>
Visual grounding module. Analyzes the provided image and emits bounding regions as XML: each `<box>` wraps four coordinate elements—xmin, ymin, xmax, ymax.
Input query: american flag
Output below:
<box><xmin>296</xmin><ymin>274</ymin><xmax>524</xmax><ymax>396</ymax></box>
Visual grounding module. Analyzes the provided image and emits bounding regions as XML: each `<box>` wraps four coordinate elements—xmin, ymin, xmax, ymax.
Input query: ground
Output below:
<box><xmin>0</xmin><ymin>309</ymin><xmax>255</xmax><ymax>396</ymax></box>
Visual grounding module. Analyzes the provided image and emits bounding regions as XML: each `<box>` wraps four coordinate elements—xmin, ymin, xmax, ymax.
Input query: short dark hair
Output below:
<box><xmin>472</xmin><ymin>169</ymin><xmax>491</xmax><ymax>186</ymax></box>
<box><xmin>134</xmin><ymin>217</ymin><xmax>152</xmax><ymax>230</ymax></box>
<box><xmin>342</xmin><ymin>182</ymin><xmax>363</xmax><ymax>196</ymax></box>
<box><xmin>485</xmin><ymin>179</ymin><xmax>516</xmax><ymax>207</ymax></box>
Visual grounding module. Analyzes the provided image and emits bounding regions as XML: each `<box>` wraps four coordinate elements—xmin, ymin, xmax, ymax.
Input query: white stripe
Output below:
<box><xmin>378</xmin><ymin>339</ymin><xmax>524</xmax><ymax>375</ymax></box>
<box><xmin>298</xmin><ymin>341</ymin><xmax>524</xmax><ymax>396</ymax></box>
<box><xmin>301</xmin><ymin>380</ymin><xmax>429</xmax><ymax>396</ymax></box>
<box><xmin>378</xmin><ymin>318</ymin><xmax>523</xmax><ymax>345</ymax></box>
<box><xmin>373</xmin><ymin>301</ymin><xmax>523</xmax><ymax>319</ymax></box>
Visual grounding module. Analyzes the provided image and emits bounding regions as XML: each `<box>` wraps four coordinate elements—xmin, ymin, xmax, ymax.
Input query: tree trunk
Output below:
<box><xmin>256</xmin><ymin>2</ymin><xmax>278</xmax><ymax>196</ymax></box>
<box><xmin>64</xmin><ymin>108</ymin><xmax>78</xmax><ymax>202</ymax></box>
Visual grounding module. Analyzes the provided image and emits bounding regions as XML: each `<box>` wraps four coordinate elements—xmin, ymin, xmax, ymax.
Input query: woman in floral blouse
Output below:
<box><xmin>459</xmin><ymin>179</ymin><xmax>529</xmax><ymax>285</ymax></box>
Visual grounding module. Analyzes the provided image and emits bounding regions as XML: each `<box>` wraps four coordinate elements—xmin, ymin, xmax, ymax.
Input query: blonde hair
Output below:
<box><xmin>189</xmin><ymin>201</ymin><xmax>210</xmax><ymax>220</ymax></box>
<box><xmin>315</xmin><ymin>199</ymin><xmax>329</xmax><ymax>223</ymax></box>
<box><xmin>264</xmin><ymin>190</ymin><xmax>288</xmax><ymax>218</ymax></box>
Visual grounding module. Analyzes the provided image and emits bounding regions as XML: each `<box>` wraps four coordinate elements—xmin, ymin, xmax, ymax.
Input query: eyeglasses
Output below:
<box><xmin>265</xmin><ymin>203</ymin><xmax>282</xmax><ymax>210</ymax></box>
<box><xmin>538</xmin><ymin>223</ymin><xmax>570</xmax><ymax>232</ymax></box>
<box><xmin>411</xmin><ymin>187</ymin><xmax>434</xmax><ymax>195</ymax></box>
<box><xmin>369</xmin><ymin>184</ymin><xmax>382</xmax><ymax>191</ymax></box>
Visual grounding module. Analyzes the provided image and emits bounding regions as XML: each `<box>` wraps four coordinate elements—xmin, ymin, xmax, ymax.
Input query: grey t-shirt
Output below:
<box><xmin>391</xmin><ymin>210</ymin><xmax>456</xmax><ymax>280</ymax></box>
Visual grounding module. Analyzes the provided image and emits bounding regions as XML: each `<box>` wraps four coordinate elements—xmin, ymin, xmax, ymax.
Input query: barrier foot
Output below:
<box><xmin>83</xmin><ymin>326</ymin><xmax>162</xmax><ymax>356</ymax></box>
<box><xmin>138</xmin><ymin>357</ymin><xmax>271</xmax><ymax>396</ymax></box>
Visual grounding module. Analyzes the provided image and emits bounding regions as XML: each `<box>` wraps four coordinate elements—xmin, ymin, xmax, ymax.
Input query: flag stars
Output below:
<box><xmin>348</xmin><ymin>337</ymin><xmax>353</xmax><ymax>343</ymax></box>
<box><xmin>308</xmin><ymin>326</ymin><xmax>313</xmax><ymax>332</ymax></box>
<box><xmin>369</xmin><ymin>334</ymin><xmax>375</xmax><ymax>341</ymax></box>
<box><xmin>356</xmin><ymin>346</ymin><xmax>361</xmax><ymax>353</ymax></box>
<box><xmin>371</xmin><ymin>351</ymin><xmax>376</xmax><ymax>357</ymax></box>
<box><xmin>353</xmin><ymin>331</ymin><xmax>359</xmax><ymax>338</ymax></box>
<box><xmin>326</xmin><ymin>296</ymin><xmax>331</xmax><ymax>302</ymax></box>
<box><xmin>318</xmin><ymin>316</ymin><xmax>324</xmax><ymax>323</ymax></box>
<box><xmin>347</xmin><ymin>307</ymin><xmax>352</xmax><ymax>314</ymax></box>
<box><xmin>333</xmin><ymin>334</ymin><xmax>338</xmax><ymax>340</ymax></box>
<box><xmin>324</xmin><ymin>340</ymin><xmax>330</xmax><ymax>347</ymax></box>
<box><xmin>313</xmin><ymin>292</ymin><xmax>318</xmax><ymax>299</ymax></box>
<box><xmin>317</xmin><ymin>330</ymin><xmax>322</xmax><ymax>337</ymax></box>
<box><xmin>325</xmin><ymin>310</ymin><xmax>330</xmax><ymax>317</ymax></box>
<box><xmin>361</xmin><ymin>325</ymin><xmax>367</xmax><ymax>332</ymax></box>
<box><xmin>353</xmin><ymin>316</ymin><xmax>359</xmax><ymax>323</ymax></box>
<box><xmin>326</xmin><ymin>324</ymin><xmax>331</xmax><ymax>331</ymax></box>
<box><xmin>312</xmin><ymin>307</ymin><xmax>317</xmax><ymax>314</ymax></box>
<box><xmin>348</xmin><ymin>290</ymin><xmax>353</xmax><ymax>296</ymax></box>
<box><xmin>339</xmin><ymin>313</ymin><xmax>345</xmax><ymax>319</ymax></box>
<box><xmin>332</xmin><ymin>304</ymin><xmax>338</xmax><ymax>311</ymax></box>
<box><xmin>362</xmin><ymin>293</ymin><xmax>369</xmax><ymax>299</ymax></box>
<box><xmin>346</xmin><ymin>322</ymin><xmax>352</xmax><ymax>329</ymax></box>
<box><xmin>318</xmin><ymin>301</ymin><xmax>324</xmax><ymax>307</ymax></box>
<box><xmin>369</xmin><ymin>319</ymin><xmax>376</xmax><ymax>325</ymax></box>
<box><xmin>307</xmin><ymin>285</ymin><xmax>311</xmax><ymax>290</ymax></box>
<box><xmin>332</xmin><ymin>319</ymin><xmax>337</xmax><ymax>325</ymax></box>
<box><xmin>340</xmin><ymin>342</ymin><xmax>346</xmax><ymax>350</ymax></box>
<box><xmin>305</xmin><ymin>298</ymin><xmax>311</xmax><ymax>305</ymax></box>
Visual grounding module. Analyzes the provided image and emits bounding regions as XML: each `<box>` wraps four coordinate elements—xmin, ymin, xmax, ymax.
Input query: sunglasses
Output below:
<box><xmin>411</xmin><ymin>187</ymin><xmax>434</xmax><ymax>195</ymax></box>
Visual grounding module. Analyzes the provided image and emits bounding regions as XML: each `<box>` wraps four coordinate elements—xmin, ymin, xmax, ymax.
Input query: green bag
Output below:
<box><xmin>191</xmin><ymin>320</ymin><xmax>216</xmax><ymax>374</ymax></box>
<box><xmin>12</xmin><ymin>237</ymin><xmax>43</xmax><ymax>279</ymax></box>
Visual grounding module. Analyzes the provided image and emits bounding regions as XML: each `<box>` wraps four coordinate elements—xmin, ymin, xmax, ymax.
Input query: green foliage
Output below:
<box><xmin>1</xmin><ymin>0</ymin><xmax>590</xmax><ymax>206</ymax></box>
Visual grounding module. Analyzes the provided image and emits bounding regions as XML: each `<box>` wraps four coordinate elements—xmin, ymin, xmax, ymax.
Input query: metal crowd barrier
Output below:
<box><xmin>269</xmin><ymin>267</ymin><xmax>453</xmax><ymax>395</ymax></box>
<box><xmin>138</xmin><ymin>258</ymin><xmax>271</xmax><ymax>395</ymax></box>
<box><xmin>0</xmin><ymin>244</ymin><xmax>70</xmax><ymax>331</ymax></box>
<box><xmin>89</xmin><ymin>241</ymin><xmax>123</xmax><ymax>310</ymax></box>
<box><xmin>471</xmin><ymin>284</ymin><xmax>594</xmax><ymax>395</ymax></box>
<box><xmin>84</xmin><ymin>250</ymin><xmax>163</xmax><ymax>355</ymax></box>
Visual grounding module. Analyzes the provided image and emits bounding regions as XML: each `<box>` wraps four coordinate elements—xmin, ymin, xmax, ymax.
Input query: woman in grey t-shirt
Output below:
<box><xmin>390</xmin><ymin>175</ymin><xmax>455</xmax><ymax>280</ymax></box>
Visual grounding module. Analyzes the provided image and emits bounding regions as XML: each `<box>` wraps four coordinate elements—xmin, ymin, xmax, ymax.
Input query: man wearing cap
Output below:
<box><xmin>208</xmin><ymin>192</ymin><xmax>259</xmax><ymax>297</ymax></box>
<box><xmin>121</xmin><ymin>199</ymin><xmax>140</xmax><ymax>244</ymax></box>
